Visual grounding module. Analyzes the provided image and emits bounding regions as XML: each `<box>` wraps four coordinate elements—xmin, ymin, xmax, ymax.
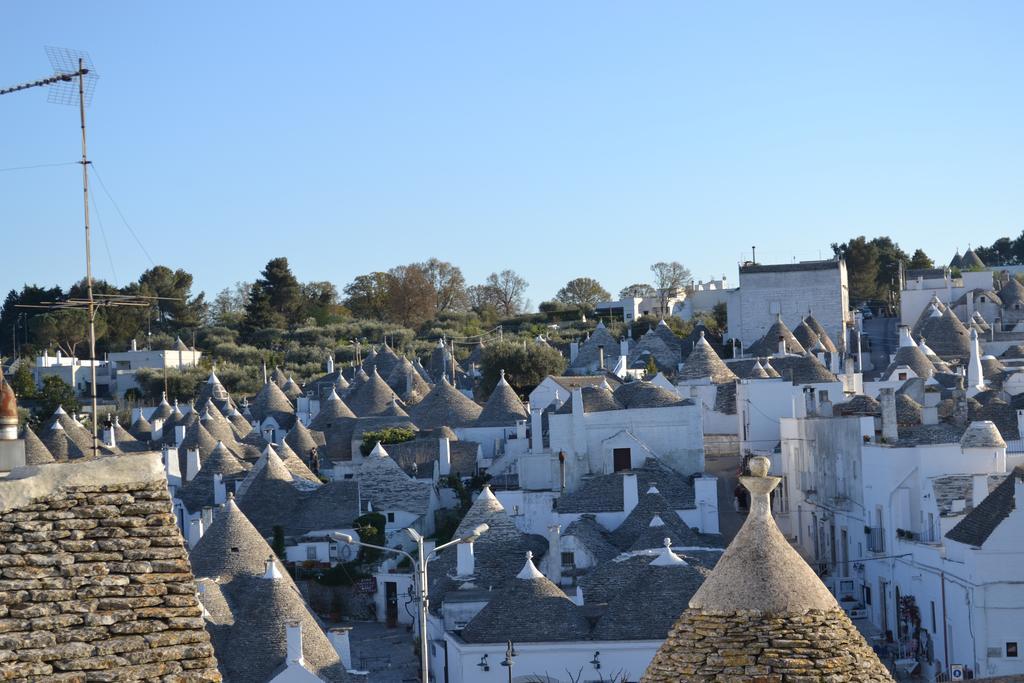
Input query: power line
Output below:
<box><xmin>0</xmin><ymin>161</ymin><xmax>78</xmax><ymax>173</ymax></box>
<box><xmin>90</xmin><ymin>185</ymin><xmax>118</xmax><ymax>286</ymax></box>
<box><xmin>89</xmin><ymin>163</ymin><xmax>156</xmax><ymax>267</ymax></box>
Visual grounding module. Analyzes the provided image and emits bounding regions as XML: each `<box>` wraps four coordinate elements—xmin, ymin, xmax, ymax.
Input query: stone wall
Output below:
<box><xmin>0</xmin><ymin>456</ymin><xmax>221</xmax><ymax>681</ymax></box>
<box><xmin>642</xmin><ymin>608</ymin><xmax>893</xmax><ymax>682</ymax></box>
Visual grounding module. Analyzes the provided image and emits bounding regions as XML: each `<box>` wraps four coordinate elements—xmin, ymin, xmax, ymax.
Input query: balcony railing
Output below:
<box><xmin>865</xmin><ymin>526</ymin><xmax>885</xmax><ymax>553</ymax></box>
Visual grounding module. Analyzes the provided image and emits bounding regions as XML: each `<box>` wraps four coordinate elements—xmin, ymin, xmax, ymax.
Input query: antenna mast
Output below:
<box><xmin>2</xmin><ymin>47</ymin><xmax>100</xmax><ymax>457</ymax></box>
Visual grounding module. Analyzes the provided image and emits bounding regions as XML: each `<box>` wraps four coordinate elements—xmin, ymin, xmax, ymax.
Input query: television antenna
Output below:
<box><xmin>1</xmin><ymin>47</ymin><xmax>106</xmax><ymax>456</ymax></box>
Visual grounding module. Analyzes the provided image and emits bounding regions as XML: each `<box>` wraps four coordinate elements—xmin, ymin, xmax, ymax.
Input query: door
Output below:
<box><xmin>385</xmin><ymin>581</ymin><xmax>398</xmax><ymax>628</ymax></box>
<box><xmin>613</xmin><ymin>448</ymin><xmax>631</xmax><ymax>472</ymax></box>
<box><xmin>879</xmin><ymin>579</ymin><xmax>889</xmax><ymax>637</ymax></box>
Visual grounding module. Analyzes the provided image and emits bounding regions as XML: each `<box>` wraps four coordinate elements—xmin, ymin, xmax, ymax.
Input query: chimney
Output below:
<box><xmin>898</xmin><ymin>325</ymin><xmax>915</xmax><ymax>348</ymax></box>
<box><xmin>804</xmin><ymin>387</ymin><xmax>816</xmax><ymax>416</ymax></box>
<box><xmin>185</xmin><ymin>448</ymin><xmax>201</xmax><ymax>482</ymax></box>
<box><xmin>966</xmin><ymin>290</ymin><xmax>975</xmax><ymax>317</ymax></box>
<box><xmin>598</xmin><ymin>345</ymin><xmax>605</xmax><ymax>370</ymax></box>
<box><xmin>571</xmin><ymin>387</ymin><xmax>584</xmax><ymax>415</ymax></box>
<box><xmin>880</xmin><ymin>388</ymin><xmax>898</xmax><ymax>442</ymax></box>
<box><xmin>186</xmin><ymin>518</ymin><xmax>203</xmax><ymax>549</ymax></box>
<box><xmin>162</xmin><ymin>445</ymin><xmax>181</xmax><ymax>485</ymax></box>
<box><xmin>328</xmin><ymin>628</ymin><xmax>352</xmax><ymax>669</ymax></box>
<box><xmin>515</xmin><ymin>419</ymin><xmax>527</xmax><ymax>441</ymax></box>
<box><xmin>151</xmin><ymin>417</ymin><xmax>164</xmax><ymax>441</ymax></box>
<box><xmin>213</xmin><ymin>473</ymin><xmax>226</xmax><ymax>505</ymax></box>
<box><xmin>923</xmin><ymin>390</ymin><xmax>940</xmax><ymax>425</ymax></box>
<box><xmin>530</xmin><ymin>409</ymin><xmax>543</xmax><ymax>453</ymax></box>
<box><xmin>286</xmin><ymin>621</ymin><xmax>304</xmax><ymax>666</ymax></box>
<box><xmin>131</xmin><ymin>338</ymin><xmax>137</xmax><ymax>351</ymax></box>
<box><xmin>102</xmin><ymin>423</ymin><xmax>116</xmax><ymax>448</ymax></box>
<box><xmin>174</xmin><ymin>424</ymin><xmax>186</xmax><ymax>447</ymax></box>
<box><xmin>326</xmin><ymin>355</ymin><xmax>335</xmax><ymax>374</ymax></box>
<box><xmin>967</xmin><ymin>328</ymin><xmax>984</xmax><ymax>392</ymax></box>
<box><xmin>844</xmin><ymin>356</ymin><xmax>855</xmax><ymax>375</ymax></box>
<box><xmin>1018</xmin><ymin>410</ymin><xmax>1024</xmax><ymax>443</ymax></box>
<box><xmin>817</xmin><ymin>390</ymin><xmax>832</xmax><ymax>417</ymax></box>
<box><xmin>438</xmin><ymin>437</ymin><xmax>451</xmax><ymax>477</ymax></box>
<box><xmin>569</xmin><ymin>341</ymin><xmax>579</xmax><ymax>362</ymax></box>
<box><xmin>777</xmin><ymin>335</ymin><xmax>787</xmax><ymax>357</ymax></box>
<box><xmin>972</xmin><ymin>474</ymin><xmax>989</xmax><ymax>509</ymax></box>
<box><xmin>952</xmin><ymin>388</ymin><xmax>968</xmax><ymax>427</ymax></box>
<box><xmin>546</xmin><ymin>524</ymin><xmax>562</xmax><ymax>585</ymax></box>
<box><xmin>622</xmin><ymin>473</ymin><xmax>639</xmax><ymax>516</ymax></box>
<box><xmin>620</xmin><ymin>338</ymin><xmax>630</xmax><ymax>357</ymax></box>
<box><xmin>201</xmin><ymin>506</ymin><xmax>214</xmax><ymax>531</ymax></box>
<box><xmin>456</xmin><ymin>540</ymin><xmax>475</xmax><ymax>576</ymax></box>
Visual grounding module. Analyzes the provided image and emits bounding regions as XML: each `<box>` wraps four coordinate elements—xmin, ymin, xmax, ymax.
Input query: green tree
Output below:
<box><xmin>619</xmin><ymin>283</ymin><xmax>655</xmax><ymax>299</ymax></box>
<box><xmin>555</xmin><ymin>277</ymin><xmax>611</xmax><ymax>312</ymax></box>
<box><xmin>479</xmin><ymin>340</ymin><xmax>566</xmax><ymax>398</ymax></box>
<box><xmin>243</xmin><ymin>258</ymin><xmax>303</xmax><ymax>333</ymax></box>
<box><xmin>650</xmin><ymin>261</ymin><xmax>692</xmax><ymax>314</ymax></box>
<box><xmin>908</xmin><ymin>249</ymin><xmax>934</xmax><ymax>270</ymax></box>
<box><xmin>421</xmin><ymin>258</ymin><xmax>468</xmax><ymax>313</ymax></box>
<box><xmin>360</xmin><ymin>426</ymin><xmax>417</xmax><ymax>456</ymax></box>
<box><xmin>300</xmin><ymin>281</ymin><xmax>343</xmax><ymax>324</ymax></box>
<box><xmin>37</xmin><ymin>375</ymin><xmax>79</xmax><ymax>417</ymax></box>
<box><xmin>385</xmin><ymin>264</ymin><xmax>435</xmax><ymax>327</ymax></box>
<box><xmin>833</xmin><ymin>237</ymin><xmax>880</xmax><ymax>304</ymax></box>
<box><xmin>138</xmin><ymin>265</ymin><xmax>208</xmax><ymax>329</ymax></box>
<box><xmin>870</xmin><ymin>237</ymin><xmax>909</xmax><ymax>303</ymax></box>
<box><xmin>271</xmin><ymin>525</ymin><xmax>286</xmax><ymax>559</ymax></box>
<box><xmin>0</xmin><ymin>284</ymin><xmax>64</xmax><ymax>356</ymax></box>
<box><xmin>484</xmin><ymin>270</ymin><xmax>529</xmax><ymax>316</ymax></box>
<box><xmin>36</xmin><ymin>309</ymin><xmax>107</xmax><ymax>358</ymax></box>
<box><xmin>343</xmin><ymin>272</ymin><xmax>391</xmax><ymax>321</ymax></box>
<box><xmin>242</xmin><ymin>281</ymin><xmax>285</xmax><ymax>334</ymax></box>
<box><xmin>9</xmin><ymin>362</ymin><xmax>36</xmax><ymax>399</ymax></box>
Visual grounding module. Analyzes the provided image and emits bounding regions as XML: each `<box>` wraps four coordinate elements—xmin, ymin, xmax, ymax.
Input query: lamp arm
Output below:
<box><xmin>339</xmin><ymin>538</ymin><xmax>415</xmax><ymax>565</ymax></box>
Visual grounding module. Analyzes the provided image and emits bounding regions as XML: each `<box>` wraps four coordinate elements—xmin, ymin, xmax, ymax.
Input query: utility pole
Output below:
<box><xmin>77</xmin><ymin>56</ymin><xmax>99</xmax><ymax>457</ymax></box>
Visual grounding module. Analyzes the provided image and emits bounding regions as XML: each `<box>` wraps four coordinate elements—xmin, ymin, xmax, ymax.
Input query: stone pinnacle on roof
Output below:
<box><xmin>650</xmin><ymin>537</ymin><xmax>687</xmax><ymax>566</ymax></box>
<box><xmin>642</xmin><ymin>455</ymin><xmax>893</xmax><ymax>682</ymax></box>
<box><xmin>516</xmin><ymin>551</ymin><xmax>544</xmax><ymax>579</ymax></box>
<box><xmin>678</xmin><ymin>330</ymin><xmax>737</xmax><ymax>383</ymax></box>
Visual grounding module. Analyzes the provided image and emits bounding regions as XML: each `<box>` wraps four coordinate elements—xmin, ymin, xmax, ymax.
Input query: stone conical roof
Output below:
<box><xmin>41</xmin><ymin>420</ymin><xmax>87</xmax><ymax>461</ymax></box>
<box><xmin>150</xmin><ymin>394</ymin><xmax>174</xmax><ymax>422</ymax></box>
<box><xmin>916</xmin><ymin>308</ymin><xmax>972</xmax><ymax>359</ymax></box>
<box><xmin>803</xmin><ymin>314</ymin><xmax>838</xmax><ymax>353</ymax></box>
<box><xmin>883</xmin><ymin>344</ymin><xmax>936</xmax><ymax>379</ymax></box>
<box><xmin>274</xmin><ymin>440</ymin><xmax>320</xmax><ymax>482</ymax></box>
<box><xmin>460</xmin><ymin>552</ymin><xmax>590</xmax><ymax>644</ymax></box>
<box><xmin>385</xmin><ymin>357</ymin><xmax>433</xmax><ymax>406</ymax></box>
<box><xmin>950</xmin><ymin>250</ymin><xmax>963</xmax><ymax>269</ymax></box>
<box><xmin>568</xmin><ymin>323</ymin><xmax>620</xmax><ymax>373</ymax></box>
<box><xmin>368</xmin><ymin>343</ymin><xmax>402</xmax><ymax>379</ymax></box>
<box><xmin>285</xmin><ymin>419</ymin><xmax>323</xmax><ymax>460</ymax></box>
<box><xmin>792</xmin><ymin>319</ymin><xmax>821</xmax><ymax>353</ymax></box>
<box><xmin>250</xmin><ymin>380</ymin><xmax>296</xmax><ymax>426</ymax></box>
<box><xmin>269</xmin><ymin>366</ymin><xmax>288</xmax><ymax>388</ymax></box>
<box><xmin>309</xmin><ymin>388</ymin><xmax>357</xmax><ymax>430</ymax></box>
<box><xmin>642</xmin><ymin>456</ymin><xmax>892</xmax><ymax>682</ymax></box>
<box><xmin>344</xmin><ymin>368</ymin><xmax>398</xmax><ymax>417</ymax></box>
<box><xmin>678</xmin><ymin>331</ymin><xmax>737</xmax><ymax>384</ymax></box>
<box><xmin>475</xmin><ymin>373</ymin><xmax>529</xmax><ymax>427</ymax></box>
<box><xmin>129</xmin><ymin>414</ymin><xmax>153</xmax><ymax>441</ymax></box>
<box><xmin>20</xmin><ymin>425</ymin><xmax>54</xmax><ymax>464</ymax></box>
<box><xmin>409</xmin><ymin>378</ymin><xmax>482</xmax><ymax>429</ymax></box>
<box><xmin>189</xmin><ymin>496</ymin><xmax>282</xmax><ymax>579</ymax></box>
<box><xmin>177</xmin><ymin>441</ymin><xmax>249</xmax><ymax>513</ymax></box>
<box><xmin>280</xmin><ymin>375</ymin><xmax>303</xmax><ymax>400</ymax></box>
<box><xmin>999</xmin><ymin>277</ymin><xmax>1024</xmax><ymax>307</ymax></box>
<box><xmin>745</xmin><ymin>316</ymin><xmax>806</xmax><ymax>357</ymax></box>
<box><xmin>961</xmin><ymin>248</ymin><xmax>985</xmax><ymax>270</ymax></box>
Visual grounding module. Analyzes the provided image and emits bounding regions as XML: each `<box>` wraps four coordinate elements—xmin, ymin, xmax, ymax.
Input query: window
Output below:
<box><xmin>1008</xmin><ymin>643</ymin><xmax>1019</xmax><ymax>658</ymax></box>
<box><xmin>343</xmin><ymin>473</ymin><xmax>354</xmax><ymax>480</ymax></box>
<box><xmin>863</xmin><ymin>585</ymin><xmax>872</xmax><ymax>606</ymax></box>
<box><xmin>898</xmin><ymin>372</ymin><xmax>908</xmax><ymax>381</ymax></box>
<box><xmin>386</xmin><ymin>512</ymin><xmax>395</xmax><ymax>523</ymax></box>
<box><xmin>613</xmin><ymin>448</ymin><xmax>631</xmax><ymax>472</ymax></box>
<box><xmin>306</xmin><ymin>546</ymin><xmax>318</xmax><ymax>561</ymax></box>
<box><xmin>561</xmin><ymin>551</ymin><xmax>575</xmax><ymax>569</ymax></box>
<box><xmin>931</xmin><ymin>601</ymin><xmax>937</xmax><ymax>634</ymax></box>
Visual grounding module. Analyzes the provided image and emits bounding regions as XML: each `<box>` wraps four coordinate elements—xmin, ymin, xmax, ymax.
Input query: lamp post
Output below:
<box><xmin>500</xmin><ymin>640</ymin><xmax>517</xmax><ymax>683</ymax></box>
<box><xmin>334</xmin><ymin>523</ymin><xmax>488</xmax><ymax>683</ymax></box>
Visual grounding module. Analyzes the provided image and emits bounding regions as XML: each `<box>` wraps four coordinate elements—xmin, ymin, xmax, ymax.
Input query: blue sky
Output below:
<box><xmin>2</xmin><ymin>2</ymin><xmax>1023</xmax><ymax>308</ymax></box>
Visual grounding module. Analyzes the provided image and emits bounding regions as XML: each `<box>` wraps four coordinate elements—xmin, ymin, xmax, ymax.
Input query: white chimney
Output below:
<box><xmin>571</xmin><ymin>387</ymin><xmax>584</xmax><ymax>415</ymax></box>
<box><xmin>102</xmin><ymin>423</ymin><xmax>116</xmax><ymax>448</ymax></box>
<box><xmin>131</xmin><ymin>338</ymin><xmax>137</xmax><ymax>351</ymax></box>
<box><xmin>967</xmin><ymin>328</ymin><xmax>984</xmax><ymax>393</ymax></box>
<box><xmin>174</xmin><ymin>424</ymin><xmax>186</xmax><ymax>447</ymax></box>
<box><xmin>456</xmin><ymin>540</ymin><xmax>475</xmax><ymax>576</ymax></box>
<box><xmin>880</xmin><ymin>388</ymin><xmax>898</xmax><ymax>442</ymax></box>
<box><xmin>598</xmin><ymin>345</ymin><xmax>605</xmax><ymax>370</ymax></box>
<box><xmin>898</xmin><ymin>325</ymin><xmax>915</xmax><ymax>348</ymax></box>
<box><xmin>569</xmin><ymin>341</ymin><xmax>579</xmax><ymax>362</ymax></box>
<box><xmin>438</xmin><ymin>437</ymin><xmax>451</xmax><ymax>477</ymax></box>
<box><xmin>162</xmin><ymin>446</ymin><xmax>181</xmax><ymax>487</ymax></box>
<box><xmin>1017</xmin><ymin>410</ymin><xmax>1024</xmax><ymax>443</ymax></box>
<box><xmin>817</xmin><ymin>390</ymin><xmax>832</xmax><ymax>417</ymax></box>
<box><xmin>328</xmin><ymin>627</ymin><xmax>352</xmax><ymax>669</ymax></box>
<box><xmin>622</xmin><ymin>473</ymin><xmax>639</xmax><ymax>516</ymax></box>
<box><xmin>151</xmin><ymin>417</ymin><xmax>164</xmax><ymax>441</ymax></box>
<box><xmin>285</xmin><ymin>621</ymin><xmax>304</xmax><ymax>666</ymax></box>
<box><xmin>530</xmin><ymin>409</ymin><xmax>543</xmax><ymax>453</ymax></box>
<box><xmin>326</xmin><ymin>355</ymin><xmax>335</xmax><ymax>374</ymax></box>
<box><xmin>515</xmin><ymin>420</ymin><xmax>527</xmax><ymax>440</ymax></box>
<box><xmin>972</xmin><ymin>474</ymin><xmax>989</xmax><ymax>509</ymax></box>
<box><xmin>201</xmin><ymin>506</ymin><xmax>214</xmax><ymax>531</ymax></box>
<box><xmin>185</xmin><ymin>448</ymin><xmax>201</xmax><ymax>482</ymax></box>
<box><xmin>186</xmin><ymin>518</ymin><xmax>203</xmax><ymax>549</ymax></box>
<box><xmin>777</xmin><ymin>335</ymin><xmax>787</xmax><ymax>357</ymax></box>
<box><xmin>546</xmin><ymin>524</ymin><xmax>562</xmax><ymax>585</ymax></box>
<box><xmin>213</xmin><ymin>473</ymin><xmax>226</xmax><ymax>505</ymax></box>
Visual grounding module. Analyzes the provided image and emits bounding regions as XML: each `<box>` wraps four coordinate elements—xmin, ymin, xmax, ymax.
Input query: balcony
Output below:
<box><xmin>865</xmin><ymin>526</ymin><xmax>885</xmax><ymax>553</ymax></box>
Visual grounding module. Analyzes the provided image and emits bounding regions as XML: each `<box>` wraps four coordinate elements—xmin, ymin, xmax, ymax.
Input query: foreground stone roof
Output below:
<box><xmin>641</xmin><ymin>456</ymin><xmax>892</xmax><ymax>682</ymax></box>
<box><xmin>0</xmin><ymin>453</ymin><xmax>221</xmax><ymax>681</ymax></box>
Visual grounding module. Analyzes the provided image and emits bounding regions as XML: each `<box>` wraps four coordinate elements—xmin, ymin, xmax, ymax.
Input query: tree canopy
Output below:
<box><xmin>555</xmin><ymin>277</ymin><xmax>610</xmax><ymax>311</ymax></box>
<box><xmin>478</xmin><ymin>340</ymin><xmax>566</xmax><ymax>398</ymax></box>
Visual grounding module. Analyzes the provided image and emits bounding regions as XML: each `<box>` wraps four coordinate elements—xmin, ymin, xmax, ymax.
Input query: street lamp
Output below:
<box><xmin>500</xmin><ymin>640</ymin><xmax>517</xmax><ymax>683</ymax></box>
<box><xmin>333</xmin><ymin>523</ymin><xmax>489</xmax><ymax>683</ymax></box>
